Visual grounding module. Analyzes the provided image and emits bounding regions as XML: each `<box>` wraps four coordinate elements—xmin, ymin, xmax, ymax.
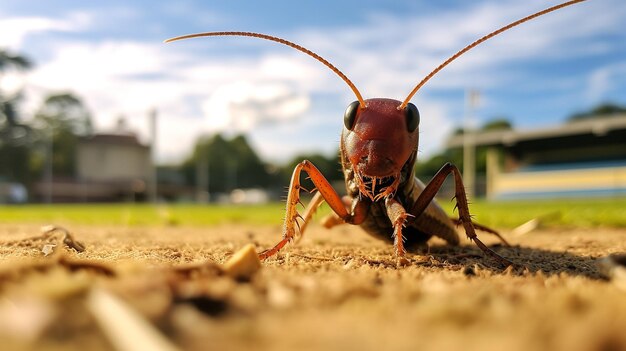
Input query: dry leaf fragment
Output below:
<box><xmin>41</xmin><ymin>244</ymin><xmax>57</xmax><ymax>256</ymax></box>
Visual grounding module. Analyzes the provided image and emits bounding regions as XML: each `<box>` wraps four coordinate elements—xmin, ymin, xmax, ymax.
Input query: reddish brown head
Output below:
<box><xmin>342</xmin><ymin>98</ymin><xmax>419</xmax><ymax>200</ymax></box>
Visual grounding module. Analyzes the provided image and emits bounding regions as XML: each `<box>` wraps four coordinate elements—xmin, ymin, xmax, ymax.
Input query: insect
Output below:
<box><xmin>166</xmin><ymin>0</ymin><xmax>586</xmax><ymax>266</ymax></box>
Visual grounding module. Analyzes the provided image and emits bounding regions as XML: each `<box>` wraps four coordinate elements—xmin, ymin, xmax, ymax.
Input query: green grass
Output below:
<box><xmin>0</xmin><ymin>203</ymin><xmax>286</xmax><ymax>227</ymax></box>
<box><xmin>440</xmin><ymin>197</ymin><xmax>626</xmax><ymax>229</ymax></box>
<box><xmin>1</xmin><ymin>197</ymin><xmax>625</xmax><ymax>228</ymax></box>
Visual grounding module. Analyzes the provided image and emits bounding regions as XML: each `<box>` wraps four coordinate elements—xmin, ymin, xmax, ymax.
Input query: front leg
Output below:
<box><xmin>259</xmin><ymin>160</ymin><xmax>365</xmax><ymax>260</ymax></box>
<box><xmin>384</xmin><ymin>197</ymin><xmax>411</xmax><ymax>265</ymax></box>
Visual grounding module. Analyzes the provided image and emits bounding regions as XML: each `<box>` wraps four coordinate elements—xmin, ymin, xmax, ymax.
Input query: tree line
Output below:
<box><xmin>2</xmin><ymin>48</ymin><xmax>624</xmax><ymax>200</ymax></box>
<box><xmin>1</xmin><ymin>50</ymin><xmax>93</xmax><ymax>189</ymax></box>
<box><xmin>178</xmin><ymin>133</ymin><xmax>343</xmax><ymax>194</ymax></box>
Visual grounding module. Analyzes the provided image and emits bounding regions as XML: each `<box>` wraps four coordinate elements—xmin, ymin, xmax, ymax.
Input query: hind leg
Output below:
<box><xmin>407</xmin><ymin>163</ymin><xmax>513</xmax><ymax>267</ymax></box>
<box><xmin>449</xmin><ymin>217</ymin><xmax>511</xmax><ymax>246</ymax></box>
<box><xmin>319</xmin><ymin>196</ymin><xmax>355</xmax><ymax>229</ymax></box>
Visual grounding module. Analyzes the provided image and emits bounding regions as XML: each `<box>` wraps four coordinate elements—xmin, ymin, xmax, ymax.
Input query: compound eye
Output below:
<box><xmin>406</xmin><ymin>102</ymin><xmax>420</xmax><ymax>132</ymax></box>
<box><xmin>343</xmin><ymin>100</ymin><xmax>360</xmax><ymax>130</ymax></box>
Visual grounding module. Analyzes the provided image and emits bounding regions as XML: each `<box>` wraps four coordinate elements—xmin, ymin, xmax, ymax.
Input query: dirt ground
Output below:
<box><xmin>0</xmin><ymin>222</ymin><xmax>625</xmax><ymax>351</ymax></box>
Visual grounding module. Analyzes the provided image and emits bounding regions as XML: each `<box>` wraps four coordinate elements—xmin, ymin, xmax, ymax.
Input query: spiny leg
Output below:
<box><xmin>293</xmin><ymin>191</ymin><xmax>325</xmax><ymax>243</ymax></box>
<box><xmin>259</xmin><ymin>160</ymin><xmax>366</xmax><ymax>260</ymax></box>
<box><xmin>408</xmin><ymin>163</ymin><xmax>513</xmax><ymax>267</ymax></box>
<box><xmin>384</xmin><ymin>197</ymin><xmax>411</xmax><ymax>265</ymax></box>
<box><xmin>449</xmin><ymin>217</ymin><xmax>511</xmax><ymax>247</ymax></box>
<box><xmin>320</xmin><ymin>195</ymin><xmax>370</xmax><ymax>230</ymax></box>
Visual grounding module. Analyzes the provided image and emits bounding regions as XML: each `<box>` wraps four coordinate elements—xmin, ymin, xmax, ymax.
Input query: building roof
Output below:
<box><xmin>80</xmin><ymin>133</ymin><xmax>149</xmax><ymax>148</ymax></box>
<box><xmin>446</xmin><ymin>114</ymin><xmax>626</xmax><ymax>148</ymax></box>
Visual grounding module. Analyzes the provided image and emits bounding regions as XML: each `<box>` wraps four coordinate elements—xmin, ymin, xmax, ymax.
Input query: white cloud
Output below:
<box><xmin>202</xmin><ymin>81</ymin><xmax>310</xmax><ymax>132</ymax></box>
<box><xmin>300</xmin><ymin>0</ymin><xmax>626</xmax><ymax>95</ymax></box>
<box><xmin>0</xmin><ymin>13</ymin><xmax>91</xmax><ymax>49</ymax></box>
<box><xmin>17</xmin><ymin>38</ymin><xmax>325</xmax><ymax>164</ymax></box>
<box><xmin>4</xmin><ymin>0</ymin><xmax>625</xmax><ymax>165</ymax></box>
<box><xmin>586</xmin><ymin>62</ymin><xmax>626</xmax><ymax>102</ymax></box>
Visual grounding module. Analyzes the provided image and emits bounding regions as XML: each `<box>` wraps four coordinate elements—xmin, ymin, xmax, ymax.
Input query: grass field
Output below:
<box><xmin>1</xmin><ymin>196</ymin><xmax>626</xmax><ymax>228</ymax></box>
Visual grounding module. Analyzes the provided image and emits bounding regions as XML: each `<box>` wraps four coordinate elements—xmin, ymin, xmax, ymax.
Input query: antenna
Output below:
<box><xmin>398</xmin><ymin>0</ymin><xmax>588</xmax><ymax>109</ymax></box>
<box><xmin>165</xmin><ymin>31</ymin><xmax>366</xmax><ymax>107</ymax></box>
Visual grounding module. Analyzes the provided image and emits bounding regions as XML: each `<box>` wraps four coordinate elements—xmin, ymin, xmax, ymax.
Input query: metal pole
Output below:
<box><xmin>485</xmin><ymin>147</ymin><xmax>499</xmax><ymax>200</ymax></box>
<box><xmin>44</xmin><ymin>125</ymin><xmax>53</xmax><ymax>203</ymax></box>
<box><xmin>463</xmin><ymin>89</ymin><xmax>479</xmax><ymax>200</ymax></box>
<box><xmin>196</xmin><ymin>140</ymin><xmax>209</xmax><ymax>203</ymax></box>
<box><xmin>148</xmin><ymin>109</ymin><xmax>158</xmax><ymax>203</ymax></box>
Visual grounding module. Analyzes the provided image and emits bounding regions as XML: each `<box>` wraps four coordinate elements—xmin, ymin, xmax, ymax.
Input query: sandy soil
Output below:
<box><xmin>0</xmin><ymin>222</ymin><xmax>625</xmax><ymax>351</ymax></box>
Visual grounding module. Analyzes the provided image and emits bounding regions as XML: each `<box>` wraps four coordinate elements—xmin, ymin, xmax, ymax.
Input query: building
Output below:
<box><xmin>33</xmin><ymin>133</ymin><xmax>152</xmax><ymax>202</ymax></box>
<box><xmin>446</xmin><ymin>114</ymin><xmax>626</xmax><ymax>199</ymax></box>
<box><xmin>77</xmin><ymin>134</ymin><xmax>151</xmax><ymax>184</ymax></box>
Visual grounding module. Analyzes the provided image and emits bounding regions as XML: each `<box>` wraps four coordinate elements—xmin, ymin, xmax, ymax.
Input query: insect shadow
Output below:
<box><xmin>265</xmin><ymin>236</ymin><xmax>603</xmax><ymax>280</ymax></box>
<box><xmin>419</xmin><ymin>244</ymin><xmax>603</xmax><ymax>280</ymax></box>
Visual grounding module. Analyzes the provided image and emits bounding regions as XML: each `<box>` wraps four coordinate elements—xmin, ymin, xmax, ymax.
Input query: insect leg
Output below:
<box><xmin>408</xmin><ymin>163</ymin><xmax>513</xmax><ymax>267</ymax></box>
<box><xmin>320</xmin><ymin>195</ymin><xmax>369</xmax><ymax>230</ymax></box>
<box><xmin>293</xmin><ymin>191</ymin><xmax>325</xmax><ymax>243</ymax></box>
<box><xmin>259</xmin><ymin>160</ymin><xmax>365</xmax><ymax>260</ymax></box>
<box><xmin>384</xmin><ymin>197</ymin><xmax>411</xmax><ymax>265</ymax></box>
<box><xmin>449</xmin><ymin>217</ymin><xmax>511</xmax><ymax>246</ymax></box>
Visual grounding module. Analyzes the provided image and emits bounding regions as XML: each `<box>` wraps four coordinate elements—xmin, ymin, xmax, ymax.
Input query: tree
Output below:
<box><xmin>281</xmin><ymin>151</ymin><xmax>342</xmax><ymax>189</ymax></box>
<box><xmin>482</xmin><ymin>118</ymin><xmax>513</xmax><ymax>131</ymax></box>
<box><xmin>182</xmin><ymin>133</ymin><xmax>272</xmax><ymax>194</ymax></box>
<box><xmin>33</xmin><ymin>93</ymin><xmax>93</xmax><ymax>178</ymax></box>
<box><xmin>452</xmin><ymin>117</ymin><xmax>513</xmax><ymax>135</ymax></box>
<box><xmin>0</xmin><ymin>49</ymin><xmax>31</xmax><ymax>128</ymax></box>
<box><xmin>0</xmin><ymin>50</ymin><xmax>33</xmax><ymax>183</ymax></box>
<box><xmin>568</xmin><ymin>103</ymin><xmax>626</xmax><ymax>122</ymax></box>
<box><xmin>415</xmin><ymin>149</ymin><xmax>463</xmax><ymax>178</ymax></box>
<box><xmin>415</xmin><ymin>117</ymin><xmax>512</xmax><ymax>178</ymax></box>
<box><xmin>34</xmin><ymin>93</ymin><xmax>93</xmax><ymax>136</ymax></box>
<box><xmin>0</xmin><ymin>50</ymin><xmax>32</xmax><ymax>73</ymax></box>
<box><xmin>0</xmin><ymin>94</ymin><xmax>32</xmax><ymax>147</ymax></box>
<box><xmin>229</xmin><ymin>135</ymin><xmax>272</xmax><ymax>189</ymax></box>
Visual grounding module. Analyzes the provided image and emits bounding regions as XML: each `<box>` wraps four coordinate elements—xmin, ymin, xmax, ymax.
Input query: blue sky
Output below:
<box><xmin>1</xmin><ymin>0</ymin><xmax>625</xmax><ymax>164</ymax></box>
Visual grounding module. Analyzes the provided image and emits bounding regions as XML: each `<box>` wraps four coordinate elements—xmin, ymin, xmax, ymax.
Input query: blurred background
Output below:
<box><xmin>1</xmin><ymin>0</ymin><xmax>625</xmax><ymax>205</ymax></box>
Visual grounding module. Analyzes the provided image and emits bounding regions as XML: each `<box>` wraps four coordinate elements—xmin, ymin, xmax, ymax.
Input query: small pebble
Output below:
<box><xmin>222</xmin><ymin>244</ymin><xmax>262</xmax><ymax>280</ymax></box>
<box><xmin>597</xmin><ymin>253</ymin><xmax>626</xmax><ymax>291</ymax></box>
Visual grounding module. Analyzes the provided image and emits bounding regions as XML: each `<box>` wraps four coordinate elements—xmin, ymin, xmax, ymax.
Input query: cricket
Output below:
<box><xmin>166</xmin><ymin>0</ymin><xmax>587</xmax><ymax>267</ymax></box>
